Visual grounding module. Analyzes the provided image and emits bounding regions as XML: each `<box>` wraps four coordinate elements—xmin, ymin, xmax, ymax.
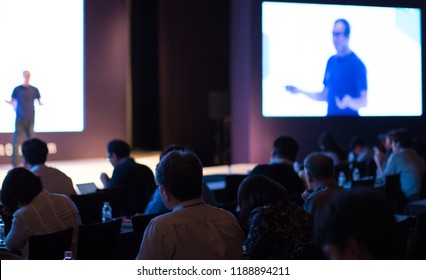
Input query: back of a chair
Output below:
<box><xmin>351</xmin><ymin>177</ymin><xmax>375</xmax><ymax>189</ymax></box>
<box><xmin>0</xmin><ymin>249</ymin><xmax>23</xmax><ymax>260</ymax></box>
<box><xmin>395</xmin><ymin>215</ymin><xmax>417</xmax><ymax>259</ymax></box>
<box><xmin>418</xmin><ymin>173</ymin><xmax>426</xmax><ymax>200</ymax></box>
<box><xmin>204</xmin><ymin>174</ymin><xmax>246</xmax><ymax>210</ymax></box>
<box><xmin>351</xmin><ymin>161</ymin><xmax>367</xmax><ymax>178</ymax></box>
<box><xmin>385</xmin><ymin>174</ymin><xmax>408</xmax><ymax>214</ymax></box>
<box><xmin>123</xmin><ymin>165</ymin><xmax>156</xmax><ymax>216</ymax></box>
<box><xmin>276</xmin><ymin>243</ymin><xmax>326</xmax><ymax>260</ymax></box>
<box><xmin>131</xmin><ymin>213</ymin><xmax>164</xmax><ymax>247</ymax></box>
<box><xmin>70</xmin><ymin>193</ymin><xmax>103</xmax><ymax>224</ymax></box>
<box><xmin>28</xmin><ymin>227</ymin><xmax>73</xmax><ymax>260</ymax></box>
<box><xmin>334</xmin><ymin>163</ymin><xmax>350</xmax><ymax>182</ymax></box>
<box><xmin>76</xmin><ymin>219</ymin><xmax>122</xmax><ymax>260</ymax></box>
<box><xmin>415</xmin><ymin>213</ymin><xmax>426</xmax><ymax>259</ymax></box>
<box><xmin>70</xmin><ymin>189</ymin><xmax>125</xmax><ymax>224</ymax></box>
<box><xmin>224</xmin><ymin>174</ymin><xmax>248</xmax><ymax>203</ymax></box>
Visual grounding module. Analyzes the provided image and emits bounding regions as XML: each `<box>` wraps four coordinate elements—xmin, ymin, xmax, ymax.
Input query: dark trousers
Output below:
<box><xmin>11</xmin><ymin>118</ymin><xmax>34</xmax><ymax>167</ymax></box>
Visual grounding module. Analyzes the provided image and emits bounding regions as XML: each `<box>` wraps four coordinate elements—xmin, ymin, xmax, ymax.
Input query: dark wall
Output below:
<box><xmin>0</xmin><ymin>0</ymin><xmax>129</xmax><ymax>164</ymax></box>
<box><xmin>155</xmin><ymin>0</ymin><xmax>231</xmax><ymax>165</ymax></box>
<box><xmin>231</xmin><ymin>0</ymin><xmax>426</xmax><ymax>164</ymax></box>
<box><xmin>131</xmin><ymin>0</ymin><xmax>161</xmax><ymax>151</ymax></box>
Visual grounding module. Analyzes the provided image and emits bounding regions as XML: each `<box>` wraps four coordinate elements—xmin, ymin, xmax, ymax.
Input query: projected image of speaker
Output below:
<box><xmin>262</xmin><ymin>1</ymin><xmax>422</xmax><ymax>118</ymax></box>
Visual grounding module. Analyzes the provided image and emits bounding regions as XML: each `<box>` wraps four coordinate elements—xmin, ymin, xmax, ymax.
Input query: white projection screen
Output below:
<box><xmin>262</xmin><ymin>1</ymin><xmax>422</xmax><ymax>117</ymax></box>
<box><xmin>0</xmin><ymin>0</ymin><xmax>84</xmax><ymax>132</ymax></box>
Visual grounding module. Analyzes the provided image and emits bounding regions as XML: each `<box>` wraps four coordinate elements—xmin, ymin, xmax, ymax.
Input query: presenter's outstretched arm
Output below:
<box><xmin>286</xmin><ymin>85</ymin><xmax>328</xmax><ymax>101</ymax></box>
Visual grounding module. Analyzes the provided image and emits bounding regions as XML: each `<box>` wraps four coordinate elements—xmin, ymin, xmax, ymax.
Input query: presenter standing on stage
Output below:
<box><xmin>5</xmin><ymin>70</ymin><xmax>42</xmax><ymax>167</ymax></box>
<box><xmin>286</xmin><ymin>19</ymin><xmax>367</xmax><ymax>116</ymax></box>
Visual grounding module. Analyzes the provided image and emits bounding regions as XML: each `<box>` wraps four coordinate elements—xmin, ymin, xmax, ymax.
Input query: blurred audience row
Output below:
<box><xmin>1</xmin><ymin>128</ymin><xmax>425</xmax><ymax>260</ymax></box>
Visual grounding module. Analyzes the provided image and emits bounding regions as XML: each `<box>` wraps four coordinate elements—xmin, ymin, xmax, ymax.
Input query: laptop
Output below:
<box><xmin>76</xmin><ymin>183</ymin><xmax>99</xmax><ymax>195</ymax></box>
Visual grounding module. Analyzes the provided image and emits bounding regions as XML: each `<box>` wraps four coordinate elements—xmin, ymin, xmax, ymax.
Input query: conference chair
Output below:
<box><xmin>70</xmin><ymin>188</ymin><xmax>125</xmax><ymax>224</ymax></box>
<box><xmin>131</xmin><ymin>213</ymin><xmax>165</xmax><ymax>248</ymax></box>
<box><xmin>351</xmin><ymin>176</ymin><xmax>375</xmax><ymax>189</ymax></box>
<box><xmin>276</xmin><ymin>243</ymin><xmax>326</xmax><ymax>260</ymax></box>
<box><xmin>394</xmin><ymin>215</ymin><xmax>417</xmax><ymax>259</ymax></box>
<box><xmin>415</xmin><ymin>213</ymin><xmax>426</xmax><ymax>259</ymax></box>
<box><xmin>28</xmin><ymin>227</ymin><xmax>73</xmax><ymax>260</ymax></box>
<box><xmin>418</xmin><ymin>173</ymin><xmax>426</xmax><ymax>200</ymax></box>
<box><xmin>76</xmin><ymin>219</ymin><xmax>122</xmax><ymax>260</ymax></box>
<box><xmin>0</xmin><ymin>249</ymin><xmax>23</xmax><ymax>260</ymax></box>
<box><xmin>385</xmin><ymin>174</ymin><xmax>408</xmax><ymax>214</ymax></box>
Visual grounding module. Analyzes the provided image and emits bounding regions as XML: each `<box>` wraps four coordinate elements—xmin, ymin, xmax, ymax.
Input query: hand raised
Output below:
<box><xmin>285</xmin><ymin>85</ymin><xmax>299</xmax><ymax>94</ymax></box>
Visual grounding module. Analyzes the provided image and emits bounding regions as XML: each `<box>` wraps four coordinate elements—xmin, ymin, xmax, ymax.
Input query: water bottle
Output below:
<box><xmin>352</xmin><ymin>168</ymin><xmax>360</xmax><ymax>181</ymax></box>
<box><xmin>0</xmin><ymin>215</ymin><xmax>5</xmax><ymax>246</ymax></box>
<box><xmin>338</xmin><ymin>171</ymin><xmax>346</xmax><ymax>187</ymax></box>
<box><xmin>102</xmin><ymin>202</ymin><xmax>112</xmax><ymax>222</ymax></box>
<box><xmin>63</xmin><ymin>251</ymin><xmax>74</xmax><ymax>260</ymax></box>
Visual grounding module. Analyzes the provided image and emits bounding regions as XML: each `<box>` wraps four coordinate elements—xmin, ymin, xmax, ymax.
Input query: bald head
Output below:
<box><xmin>304</xmin><ymin>152</ymin><xmax>335</xmax><ymax>181</ymax></box>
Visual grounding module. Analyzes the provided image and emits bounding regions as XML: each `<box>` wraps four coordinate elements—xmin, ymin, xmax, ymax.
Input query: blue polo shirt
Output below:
<box><xmin>323</xmin><ymin>52</ymin><xmax>367</xmax><ymax>116</ymax></box>
<box><xmin>11</xmin><ymin>85</ymin><xmax>41</xmax><ymax>120</ymax></box>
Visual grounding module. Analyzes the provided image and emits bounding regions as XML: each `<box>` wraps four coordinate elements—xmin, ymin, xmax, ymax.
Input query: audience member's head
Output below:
<box><xmin>1</xmin><ymin>168</ymin><xmax>43</xmax><ymax>213</ymax></box>
<box><xmin>237</xmin><ymin>174</ymin><xmax>287</xmax><ymax>227</ymax></box>
<box><xmin>391</xmin><ymin>128</ymin><xmax>413</xmax><ymax>150</ymax></box>
<box><xmin>155</xmin><ymin>150</ymin><xmax>203</xmax><ymax>209</ymax></box>
<box><xmin>270</xmin><ymin>136</ymin><xmax>299</xmax><ymax>162</ymax></box>
<box><xmin>348</xmin><ymin>136</ymin><xmax>366</xmax><ymax>155</ymax></box>
<box><xmin>303</xmin><ymin>152</ymin><xmax>335</xmax><ymax>191</ymax></box>
<box><xmin>314</xmin><ymin>189</ymin><xmax>397</xmax><ymax>259</ymax></box>
<box><xmin>384</xmin><ymin>129</ymin><xmax>397</xmax><ymax>151</ymax></box>
<box><xmin>317</xmin><ymin>132</ymin><xmax>347</xmax><ymax>164</ymax></box>
<box><xmin>106</xmin><ymin>139</ymin><xmax>131</xmax><ymax>166</ymax></box>
<box><xmin>21</xmin><ymin>138</ymin><xmax>48</xmax><ymax>167</ymax></box>
<box><xmin>159</xmin><ymin>144</ymin><xmax>187</xmax><ymax>160</ymax></box>
<box><xmin>318</xmin><ymin>132</ymin><xmax>339</xmax><ymax>152</ymax></box>
<box><xmin>376</xmin><ymin>133</ymin><xmax>387</xmax><ymax>153</ymax></box>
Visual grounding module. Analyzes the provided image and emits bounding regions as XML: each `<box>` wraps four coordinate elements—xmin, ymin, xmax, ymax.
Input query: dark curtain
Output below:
<box><xmin>157</xmin><ymin>0</ymin><xmax>230</xmax><ymax>165</ymax></box>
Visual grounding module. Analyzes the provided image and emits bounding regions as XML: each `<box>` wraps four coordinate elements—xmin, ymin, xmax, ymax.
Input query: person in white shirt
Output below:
<box><xmin>22</xmin><ymin>138</ymin><xmax>76</xmax><ymax>196</ymax></box>
<box><xmin>1</xmin><ymin>168</ymin><xmax>81</xmax><ymax>259</ymax></box>
<box><xmin>136</xmin><ymin>150</ymin><xmax>245</xmax><ymax>260</ymax></box>
<box><xmin>382</xmin><ymin>129</ymin><xmax>426</xmax><ymax>201</ymax></box>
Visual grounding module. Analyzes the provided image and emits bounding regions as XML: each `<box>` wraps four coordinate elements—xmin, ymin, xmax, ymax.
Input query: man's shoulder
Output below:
<box><xmin>36</xmin><ymin>165</ymin><xmax>71</xmax><ymax>180</ymax></box>
<box><xmin>252</xmin><ymin>162</ymin><xmax>293</xmax><ymax>173</ymax></box>
<box><xmin>11</xmin><ymin>85</ymin><xmax>24</xmax><ymax>95</ymax></box>
<box><xmin>153</xmin><ymin>204</ymin><xmax>236</xmax><ymax>224</ymax></box>
<box><xmin>251</xmin><ymin>163</ymin><xmax>303</xmax><ymax>184</ymax></box>
<box><xmin>348</xmin><ymin>52</ymin><xmax>366</xmax><ymax>66</ymax></box>
<box><xmin>308</xmin><ymin>185</ymin><xmax>343</xmax><ymax>199</ymax></box>
<box><xmin>41</xmin><ymin>165</ymin><xmax>68</xmax><ymax>175</ymax></box>
<box><xmin>251</xmin><ymin>164</ymin><xmax>270</xmax><ymax>173</ymax></box>
<box><xmin>134</xmin><ymin>162</ymin><xmax>154</xmax><ymax>173</ymax></box>
<box><xmin>145</xmin><ymin>211</ymin><xmax>175</xmax><ymax>230</ymax></box>
<box><xmin>44</xmin><ymin>190</ymin><xmax>73</xmax><ymax>201</ymax></box>
<box><xmin>119</xmin><ymin>158</ymin><xmax>151</xmax><ymax>170</ymax></box>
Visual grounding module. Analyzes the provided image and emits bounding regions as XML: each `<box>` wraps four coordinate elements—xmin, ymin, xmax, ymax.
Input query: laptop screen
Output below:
<box><xmin>76</xmin><ymin>183</ymin><xmax>98</xmax><ymax>195</ymax></box>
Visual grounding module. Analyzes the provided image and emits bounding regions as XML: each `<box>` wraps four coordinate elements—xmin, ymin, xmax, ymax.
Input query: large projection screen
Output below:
<box><xmin>262</xmin><ymin>1</ymin><xmax>422</xmax><ymax>117</ymax></box>
<box><xmin>0</xmin><ymin>0</ymin><xmax>129</xmax><ymax>165</ymax></box>
<box><xmin>0</xmin><ymin>0</ymin><xmax>84</xmax><ymax>133</ymax></box>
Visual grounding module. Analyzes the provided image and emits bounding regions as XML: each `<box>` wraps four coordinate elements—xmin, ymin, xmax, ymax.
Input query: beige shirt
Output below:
<box><xmin>136</xmin><ymin>198</ymin><xmax>245</xmax><ymax>259</ymax></box>
<box><xmin>6</xmin><ymin>191</ymin><xmax>81</xmax><ymax>259</ymax></box>
<box><xmin>31</xmin><ymin>164</ymin><xmax>76</xmax><ymax>196</ymax></box>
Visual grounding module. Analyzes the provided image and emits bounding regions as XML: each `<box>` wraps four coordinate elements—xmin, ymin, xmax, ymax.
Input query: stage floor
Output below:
<box><xmin>0</xmin><ymin>152</ymin><xmax>255</xmax><ymax>192</ymax></box>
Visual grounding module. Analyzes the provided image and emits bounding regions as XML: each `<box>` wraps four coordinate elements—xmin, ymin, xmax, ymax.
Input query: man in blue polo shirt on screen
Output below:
<box><xmin>286</xmin><ymin>18</ymin><xmax>367</xmax><ymax>116</ymax></box>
